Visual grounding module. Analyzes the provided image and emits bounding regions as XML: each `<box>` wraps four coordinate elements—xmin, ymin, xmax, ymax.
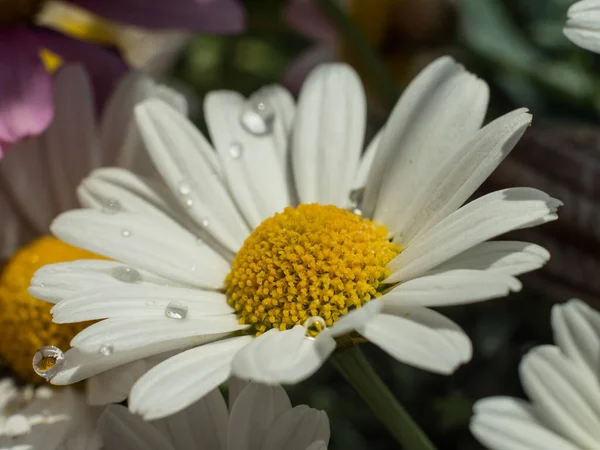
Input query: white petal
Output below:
<box><xmin>470</xmin><ymin>397</ymin><xmax>580</xmax><ymax>450</ymax></box>
<box><xmin>329</xmin><ymin>301</ymin><xmax>382</xmax><ymax>338</ymax></box>
<box><xmin>231</xmin><ymin>326</ymin><xmax>335</xmax><ymax>384</ymax></box>
<box><xmin>551</xmin><ymin>299</ymin><xmax>600</xmax><ymax>375</ymax></box>
<box><xmin>292</xmin><ymin>64</ymin><xmax>366</xmax><ymax>207</ymax></box>
<box><xmin>564</xmin><ymin>0</ymin><xmax>600</xmax><ymax>54</ymax></box>
<box><xmin>519</xmin><ymin>345</ymin><xmax>600</xmax><ymax>448</ymax></box>
<box><xmin>360</xmin><ymin>306</ymin><xmax>471</xmax><ymax>373</ymax></box>
<box><xmin>29</xmin><ymin>260</ymin><xmax>182</xmax><ymax>304</ymax></box>
<box><xmin>51</xmin><ymin>209</ymin><xmax>230</xmax><ymax>289</ymax></box>
<box><xmin>305</xmin><ymin>442</ymin><xmax>328</xmax><ymax>450</ymax></box>
<box><xmin>228</xmin><ymin>377</ymin><xmax>250</xmax><ymax>410</ymax></box>
<box><xmin>383</xmin><ymin>269</ymin><xmax>520</xmax><ymax>308</ymax></box>
<box><xmin>204</xmin><ymin>86</ymin><xmax>294</xmax><ymax>228</ymax></box>
<box><xmin>386</xmin><ymin>188</ymin><xmax>561</xmax><ymax>283</ymax></box>
<box><xmin>429</xmin><ymin>241</ymin><xmax>550</xmax><ymax>276</ymax></box>
<box><xmin>129</xmin><ymin>336</ymin><xmax>252</xmax><ymax>420</ymax></box>
<box><xmin>87</xmin><ymin>358</ymin><xmax>157</xmax><ymax>405</ymax></box>
<box><xmin>227</xmin><ymin>382</ymin><xmax>292</xmax><ymax>450</ymax></box>
<box><xmin>70</xmin><ymin>316</ymin><xmax>243</xmax><ymax>353</ymax></box>
<box><xmin>51</xmin><ymin>285</ymin><xmax>233</xmax><ymax>323</ymax></box>
<box><xmin>362</xmin><ymin>56</ymin><xmax>488</xmax><ymax>220</ymax></box>
<box><xmin>98</xmin><ymin>405</ymin><xmax>175</xmax><ymax>450</ymax></box>
<box><xmin>353</xmin><ymin>127</ymin><xmax>383</xmax><ymax>190</ymax></box>
<box><xmin>135</xmin><ymin>99</ymin><xmax>249</xmax><ymax>254</ymax></box>
<box><xmin>260</xmin><ymin>405</ymin><xmax>330</xmax><ymax>450</ymax></box>
<box><xmin>390</xmin><ymin>109</ymin><xmax>532</xmax><ymax>245</ymax></box>
<box><xmin>156</xmin><ymin>387</ymin><xmax>228</xmax><ymax>450</ymax></box>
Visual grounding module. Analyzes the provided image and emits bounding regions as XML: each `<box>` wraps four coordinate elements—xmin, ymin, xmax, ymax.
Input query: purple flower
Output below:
<box><xmin>0</xmin><ymin>0</ymin><xmax>246</xmax><ymax>158</ymax></box>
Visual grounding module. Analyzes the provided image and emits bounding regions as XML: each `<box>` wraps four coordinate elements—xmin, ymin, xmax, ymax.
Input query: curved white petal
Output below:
<box><xmin>551</xmin><ymin>299</ymin><xmax>600</xmax><ymax>376</ymax></box>
<box><xmin>519</xmin><ymin>345</ymin><xmax>600</xmax><ymax>448</ymax></box>
<box><xmin>429</xmin><ymin>241</ymin><xmax>550</xmax><ymax>276</ymax></box>
<box><xmin>204</xmin><ymin>86</ymin><xmax>294</xmax><ymax>228</ymax></box>
<box><xmin>227</xmin><ymin>382</ymin><xmax>292</xmax><ymax>450</ymax></box>
<box><xmin>386</xmin><ymin>188</ymin><xmax>561</xmax><ymax>283</ymax></box>
<box><xmin>353</xmin><ymin>128</ymin><xmax>383</xmax><ymax>190</ymax></box>
<box><xmin>471</xmin><ymin>397</ymin><xmax>580</xmax><ymax>450</ymax></box>
<box><xmin>51</xmin><ymin>209</ymin><xmax>230</xmax><ymax>289</ymax></box>
<box><xmin>383</xmin><ymin>269</ymin><xmax>521</xmax><ymax>308</ymax></box>
<box><xmin>564</xmin><ymin>0</ymin><xmax>600</xmax><ymax>54</ymax></box>
<box><xmin>260</xmin><ymin>405</ymin><xmax>330</xmax><ymax>450</ymax></box>
<box><xmin>129</xmin><ymin>336</ymin><xmax>252</xmax><ymax>420</ymax></box>
<box><xmin>231</xmin><ymin>325</ymin><xmax>335</xmax><ymax>384</ymax></box>
<box><xmin>135</xmin><ymin>99</ymin><xmax>250</xmax><ymax>253</ymax></box>
<box><xmin>363</xmin><ymin>56</ymin><xmax>489</xmax><ymax>221</ymax></box>
<box><xmin>292</xmin><ymin>64</ymin><xmax>366</xmax><ymax>207</ymax></box>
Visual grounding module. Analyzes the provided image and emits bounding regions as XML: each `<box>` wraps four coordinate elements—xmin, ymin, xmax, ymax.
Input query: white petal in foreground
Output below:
<box><xmin>564</xmin><ymin>0</ymin><xmax>600</xmax><ymax>54</ymax></box>
<box><xmin>259</xmin><ymin>405</ymin><xmax>331</xmax><ymax>450</ymax></box>
<box><xmin>129</xmin><ymin>336</ymin><xmax>252</xmax><ymax>420</ymax></box>
<box><xmin>551</xmin><ymin>299</ymin><xmax>600</xmax><ymax>376</ymax></box>
<box><xmin>51</xmin><ymin>209</ymin><xmax>230</xmax><ymax>289</ymax></box>
<box><xmin>430</xmin><ymin>241</ymin><xmax>550</xmax><ymax>276</ymax></box>
<box><xmin>363</xmin><ymin>56</ymin><xmax>488</xmax><ymax>221</ymax></box>
<box><xmin>231</xmin><ymin>325</ymin><xmax>336</xmax><ymax>384</ymax></box>
<box><xmin>471</xmin><ymin>397</ymin><xmax>580</xmax><ymax>450</ymax></box>
<box><xmin>519</xmin><ymin>345</ymin><xmax>600</xmax><ymax>449</ymax></box>
<box><xmin>292</xmin><ymin>64</ymin><xmax>366</xmax><ymax>207</ymax></box>
<box><xmin>386</xmin><ymin>188</ymin><xmax>561</xmax><ymax>283</ymax></box>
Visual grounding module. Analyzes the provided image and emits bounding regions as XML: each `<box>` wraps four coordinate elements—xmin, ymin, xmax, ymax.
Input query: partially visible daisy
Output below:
<box><xmin>0</xmin><ymin>64</ymin><xmax>184</xmax><ymax>398</ymax></box>
<box><xmin>564</xmin><ymin>0</ymin><xmax>600</xmax><ymax>54</ymax></box>
<box><xmin>98</xmin><ymin>380</ymin><xmax>329</xmax><ymax>450</ymax></box>
<box><xmin>32</xmin><ymin>56</ymin><xmax>560</xmax><ymax>420</ymax></box>
<box><xmin>471</xmin><ymin>299</ymin><xmax>600</xmax><ymax>450</ymax></box>
<box><xmin>0</xmin><ymin>378</ymin><xmax>101</xmax><ymax>450</ymax></box>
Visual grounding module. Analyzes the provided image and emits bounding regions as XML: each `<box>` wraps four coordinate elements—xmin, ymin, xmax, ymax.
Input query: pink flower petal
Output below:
<box><xmin>284</xmin><ymin>0</ymin><xmax>338</xmax><ymax>43</ymax></box>
<box><xmin>65</xmin><ymin>0</ymin><xmax>245</xmax><ymax>32</ymax></box>
<box><xmin>0</xmin><ymin>27</ymin><xmax>53</xmax><ymax>156</ymax></box>
<box><xmin>31</xmin><ymin>27</ymin><xmax>128</xmax><ymax>113</ymax></box>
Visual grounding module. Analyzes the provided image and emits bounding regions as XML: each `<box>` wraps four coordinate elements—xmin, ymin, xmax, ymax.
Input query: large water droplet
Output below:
<box><xmin>303</xmin><ymin>316</ymin><xmax>326</xmax><ymax>338</ymax></box>
<box><xmin>121</xmin><ymin>229</ymin><xmax>131</xmax><ymax>237</ymax></box>
<box><xmin>240</xmin><ymin>94</ymin><xmax>274</xmax><ymax>136</ymax></box>
<box><xmin>165</xmin><ymin>301</ymin><xmax>188</xmax><ymax>319</ymax></box>
<box><xmin>112</xmin><ymin>266</ymin><xmax>141</xmax><ymax>283</ymax></box>
<box><xmin>32</xmin><ymin>346</ymin><xmax>65</xmax><ymax>381</ymax></box>
<box><xmin>178</xmin><ymin>180</ymin><xmax>192</xmax><ymax>196</ymax></box>
<box><xmin>348</xmin><ymin>188</ymin><xmax>365</xmax><ymax>216</ymax></box>
<box><xmin>229</xmin><ymin>142</ymin><xmax>243</xmax><ymax>160</ymax></box>
<box><xmin>102</xmin><ymin>198</ymin><xmax>121</xmax><ymax>215</ymax></box>
<box><xmin>99</xmin><ymin>344</ymin><xmax>113</xmax><ymax>356</ymax></box>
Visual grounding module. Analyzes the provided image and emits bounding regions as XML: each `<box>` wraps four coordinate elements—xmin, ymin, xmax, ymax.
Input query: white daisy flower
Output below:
<box><xmin>31</xmin><ymin>56</ymin><xmax>560</xmax><ymax>420</ymax></box>
<box><xmin>471</xmin><ymin>299</ymin><xmax>600</xmax><ymax>450</ymax></box>
<box><xmin>0</xmin><ymin>378</ymin><xmax>100</xmax><ymax>450</ymax></box>
<box><xmin>0</xmin><ymin>63</ymin><xmax>181</xmax><ymax>395</ymax></box>
<box><xmin>98</xmin><ymin>379</ymin><xmax>329</xmax><ymax>450</ymax></box>
<box><xmin>564</xmin><ymin>0</ymin><xmax>600</xmax><ymax>54</ymax></box>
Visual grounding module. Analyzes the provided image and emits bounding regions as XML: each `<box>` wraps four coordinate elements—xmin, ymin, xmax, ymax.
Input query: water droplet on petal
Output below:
<box><xmin>348</xmin><ymin>188</ymin><xmax>365</xmax><ymax>216</ymax></box>
<box><xmin>102</xmin><ymin>198</ymin><xmax>121</xmax><ymax>215</ymax></box>
<box><xmin>303</xmin><ymin>316</ymin><xmax>326</xmax><ymax>338</ymax></box>
<box><xmin>196</xmin><ymin>237</ymin><xmax>204</xmax><ymax>246</ymax></box>
<box><xmin>201</xmin><ymin>218</ymin><xmax>210</xmax><ymax>228</ymax></box>
<box><xmin>111</xmin><ymin>266</ymin><xmax>141</xmax><ymax>283</ymax></box>
<box><xmin>33</xmin><ymin>346</ymin><xmax>65</xmax><ymax>381</ymax></box>
<box><xmin>184</xmin><ymin>198</ymin><xmax>194</xmax><ymax>208</ymax></box>
<box><xmin>121</xmin><ymin>229</ymin><xmax>131</xmax><ymax>237</ymax></box>
<box><xmin>165</xmin><ymin>301</ymin><xmax>188</xmax><ymax>319</ymax></box>
<box><xmin>240</xmin><ymin>94</ymin><xmax>275</xmax><ymax>136</ymax></box>
<box><xmin>145</xmin><ymin>300</ymin><xmax>156</xmax><ymax>306</ymax></box>
<box><xmin>99</xmin><ymin>344</ymin><xmax>113</xmax><ymax>356</ymax></box>
<box><xmin>229</xmin><ymin>142</ymin><xmax>243</xmax><ymax>160</ymax></box>
<box><xmin>178</xmin><ymin>180</ymin><xmax>192</xmax><ymax>196</ymax></box>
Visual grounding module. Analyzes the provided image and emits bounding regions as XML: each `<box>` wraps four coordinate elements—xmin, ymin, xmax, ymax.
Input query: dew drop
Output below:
<box><xmin>229</xmin><ymin>142</ymin><xmax>243</xmax><ymax>160</ymax></box>
<box><xmin>178</xmin><ymin>180</ymin><xmax>192</xmax><ymax>196</ymax></box>
<box><xmin>165</xmin><ymin>301</ymin><xmax>188</xmax><ymax>319</ymax></box>
<box><xmin>240</xmin><ymin>94</ymin><xmax>274</xmax><ymax>136</ymax></box>
<box><xmin>33</xmin><ymin>346</ymin><xmax>65</xmax><ymax>381</ymax></box>
<box><xmin>102</xmin><ymin>198</ymin><xmax>121</xmax><ymax>215</ymax></box>
<box><xmin>201</xmin><ymin>217</ymin><xmax>210</xmax><ymax>228</ymax></box>
<box><xmin>111</xmin><ymin>266</ymin><xmax>141</xmax><ymax>283</ymax></box>
<box><xmin>99</xmin><ymin>344</ymin><xmax>113</xmax><ymax>356</ymax></box>
<box><xmin>348</xmin><ymin>188</ymin><xmax>364</xmax><ymax>216</ymax></box>
<box><xmin>184</xmin><ymin>198</ymin><xmax>194</xmax><ymax>208</ymax></box>
<box><xmin>303</xmin><ymin>316</ymin><xmax>326</xmax><ymax>338</ymax></box>
<box><xmin>145</xmin><ymin>300</ymin><xmax>156</xmax><ymax>306</ymax></box>
<box><xmin>121</xmin><ymin>229</ymin><xmax>131</xmax><ymax>237</ymax></box>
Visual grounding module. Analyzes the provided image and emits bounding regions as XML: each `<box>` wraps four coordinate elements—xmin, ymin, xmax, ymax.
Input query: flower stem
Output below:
<box><xmin>331</xmin><ymin>346</ymin><xmax>437</xmax><ymax>450</ymax></box>
<box><xmin>314</xmin><ymin>0</ymin><xmax>400</xmax><ymax>108</ymax></box>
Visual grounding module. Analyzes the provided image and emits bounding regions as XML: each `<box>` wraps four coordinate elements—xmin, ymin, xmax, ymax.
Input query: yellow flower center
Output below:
<box><xmin>225</xmin><ymin>204</ymin><xmax>401</xmax><ymax>336</ymax></box>
<box><xmin>0</xmin><ymin>0</ymin><xmax>44</xmax><ymax>26</ymax></box>
<box><xmin>0</xmin><ymin>236</ymin><xmax>101</xmax><ymax>384</ymax></box>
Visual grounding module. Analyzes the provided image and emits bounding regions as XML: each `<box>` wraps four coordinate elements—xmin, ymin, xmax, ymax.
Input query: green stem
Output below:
<box><xmin>315</xmin><ymin>0</ymin><xmax>400</xmax><ymax>108</ymax></box>
<box><xmin>331</xmin><ymin>346</ymin><xmax>437</xmax><ymax>450</ymax></box>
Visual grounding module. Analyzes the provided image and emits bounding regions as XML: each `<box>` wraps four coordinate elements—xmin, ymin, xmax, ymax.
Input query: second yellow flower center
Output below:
<box><xmin>0</xmin><ymin>236</ymin><xmax>101</xmax><ymax>384</ymax></box>
<box><xmin>226</xmin><ymin>204</ymin><xmax>401</xmax><ymax>336</ymax></box>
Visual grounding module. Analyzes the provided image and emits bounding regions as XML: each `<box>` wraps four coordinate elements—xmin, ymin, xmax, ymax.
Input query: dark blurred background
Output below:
<box><xmin>161</xmin><ymin>0</ymin><xmax>599</xmax><ymax>448</ymax></box>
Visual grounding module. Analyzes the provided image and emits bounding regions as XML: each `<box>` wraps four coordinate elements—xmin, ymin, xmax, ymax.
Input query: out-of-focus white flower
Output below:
<box><xmin>564</xmin><ymin>0</ymin><xmax>600</xmax><ymax>54</ymax></box>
